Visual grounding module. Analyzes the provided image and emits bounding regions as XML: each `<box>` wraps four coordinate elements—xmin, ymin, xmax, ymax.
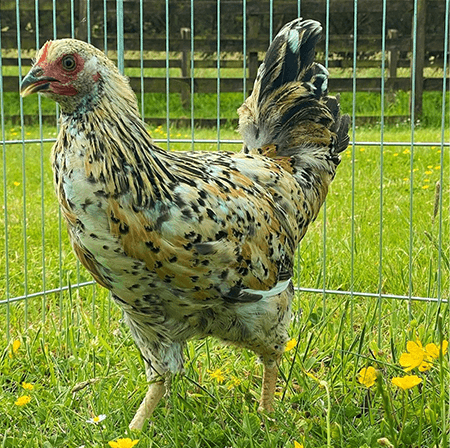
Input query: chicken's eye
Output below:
<box><xmin>62</xmin><ymin>55</ymin><xmax>76</xmax><ymax>71</ymax></box>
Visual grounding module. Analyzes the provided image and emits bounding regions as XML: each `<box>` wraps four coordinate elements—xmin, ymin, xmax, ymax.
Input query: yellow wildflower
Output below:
<box><xmin>15</xmin><ymin>395</ymin><xmax>31</xmax><ymax>406</ymax></box>
<box><xmin>108</xmin><ymin>439</ymin><xmax>139</xmax><ymax>448</ymax></box>
<box><xmin>285</xmin><ymin>338</ymin><xmax>297</xmax><ymax>352</ymax></box>
<box><xmin>391</xmin><ymin>375</ymin><xmax>422</xmax><ymax>390</ymax></box>
<box><xmin>425</xmin><ymin>170</ymin><xmax>433</xmax><ymax>175</ymax></box>
<box><xmin>294</xmin><ymin>442</ymin><xmax>304</xmax><ymax>448</ymax></box>
<box><xmin>425</xmin><ymin>340</ymin><xmax>448</xmax><ymax>359</ymax></box>
<box><xmin>422</xmin><ymin>185</ymin><xmax>429</xmax><ymax>189</ymax></box>
<box><xmin>400</xmin><ymin>339</ymin><xmax>448</xmax><ymax>372</ymax></box>
<box><xmin>393</xmin><ymin>153</ymin><xmax>399</xmax><ymax>157</ymax></box>
<box><xmin>357</xmin><ymin>366</ymin><xmax>378</xmax><ymax>388</ymax></box>
<box><xmin>227</xmin><ymin>376</ymin><xmax>241</xmax><ymax>390</ymax></box>
<box><xmin>9</xmin><ymin>339</ymin><xmax>21</xmax><ymax>358</ymax></box>
<box><xmin>208</xmin><ymin>368</ymin><xmax>225</xmax><ymax>383</ymax></box>
<box><xmin>418</xmin><ymin>361</ymin><xmax>432</xmax><ymax>372</ymax></box>
<box><xmin>22</xmin><ymin>382</ymin><xmax>34</xmax><ymax>391</ymax></box>
<box><xmin>399</xmin><ymin>340</ymin><xmax>427</xmax><ymax>371</ymax></box>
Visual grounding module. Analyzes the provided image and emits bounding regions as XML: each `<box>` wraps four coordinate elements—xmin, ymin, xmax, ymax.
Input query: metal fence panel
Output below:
<box><xmin>1</xmin><ymin>0</ymin><xmax>449</xmax><ymax>341</ymax></box>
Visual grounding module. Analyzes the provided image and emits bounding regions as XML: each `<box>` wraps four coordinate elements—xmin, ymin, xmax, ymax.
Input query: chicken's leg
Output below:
<box><xmin>129</xmin><ymin>378</ymin><xmax>166</xmax><ymax>430</ymax></box>
<box><xmin>258</xmin><ymin>362</ymin><xmax>278</xmax><ymax>412</ymax></box>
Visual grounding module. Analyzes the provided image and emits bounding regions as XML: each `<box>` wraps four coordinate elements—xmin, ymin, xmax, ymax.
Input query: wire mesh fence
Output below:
<box><xmin>1</xmin><ymin>0</ymin><xmax>449</xmax><ymax>343</ymax></box>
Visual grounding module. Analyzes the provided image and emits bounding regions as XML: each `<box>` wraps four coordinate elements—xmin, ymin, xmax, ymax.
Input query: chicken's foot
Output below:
<box><xmin>258</xmin><ymin>362</ymin><xmax>278</xmax><ymax>412</ymax></box>
<box><xmin>129</xmin><ymin>377</ymin><xmax>167</xmax><ymax>430</ymax></box>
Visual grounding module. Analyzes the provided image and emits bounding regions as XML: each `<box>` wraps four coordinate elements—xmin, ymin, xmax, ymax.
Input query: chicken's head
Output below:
<box><xmin>21</xmin><ymin>39</ymin><xmax>134</xmax><ymax>115</ymax></box>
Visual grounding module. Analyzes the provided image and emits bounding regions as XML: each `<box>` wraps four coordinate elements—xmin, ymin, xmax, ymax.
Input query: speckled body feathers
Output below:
<box><xmin>22</xmin><ymin>18</ymin><xmax>349</xmax><ymax>414</ymax></box>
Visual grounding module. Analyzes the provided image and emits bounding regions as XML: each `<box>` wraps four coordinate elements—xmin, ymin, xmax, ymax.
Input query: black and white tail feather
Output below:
<box><xmin>238</xmin><ymin>17</ymin><xmax>350</xmax><ymax>158</ymax></box>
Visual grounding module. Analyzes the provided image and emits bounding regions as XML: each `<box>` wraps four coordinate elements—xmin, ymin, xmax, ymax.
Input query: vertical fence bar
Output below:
<box><xmin>242</xmin><ymin>0</ymin><xmax>247</xmax><ymax>102</ymax></box>
<box><xmin>165</xmin><ymin>0</ymin><xmax>170</xmax><ymax>150</ymax></box>
<box><xmin>216</xmin><ymin>0</ymin><xmax>221</xmax><ymax>150</ymax></box>
<box><xmin>15</xmin><ymin>0</ymin><xmax>29</xmax><ymax>327</ymax></box>
<box><xmin>139</xmin><ymin>0</ymin><xmax>144</xmax><ymax>120</ymax></box>
<box><xmin>350</xmin><ymin>0</ymin><xmax>358</xmax><ymax>327</ymax></box>
<box><xmin>269</xmin><ymin>0</ymin><xmax>273</xmax><ymax>40</ymax></box>
<box><xmin>321</xmin><ymin>0</ymin><xmax>331</xmax><ymax>316</ymax></box>
<box><xmin>436</xmin><ymin>0</ymin><xmax>450</xmax><ymax>310</ymax></box>
<box><xmin>49</xmin><ymin>0</ymin><xmax>63</xmax><ymax>327</ymax></box>
<box><xmin>35</xmin><ymin>0</ymin><xmax>47</xmax><ymax>328</ymax></box>
<box><xmin>105</xmin><ymin>0</ymin><xmax>111</xmax><ymax>329</ymax></box>
<box><xmin>445</xmin><ymin>1</ymin><xmax>450</xmax><ymax>434</ymax></box>
<box><xmin>70</xmin><ymin>0</ymin><xmax>75</xmax><ymax>37</ymax></box>
<box><xmin>377</xmin><ymin>0</ymin><xmax>387</xmax><ymax>346</ymax></box>
<box><xmin>190</xmin><ymin>0</ymin><xmax>195</xmax><ymax>150</ymax></box>
<box><xmin>0</xmin><ymin>14</ymin><xmax>11</xmax><ymax>341</ymax></box>
<box><xmin>86</xmin><ymin>0</ymin><xmax>91</xmax><ymax>43</ymax></box>
<box><xmin>324</xmin><ymin>0</ymin><xmax>329</xmax><ymax>67</ymax></box>
<box><xmin>408</xmin><ymin>0</ymin><xmax>419</xmax><ymax>320</ymax></box>
<box><xmin>104</xmin><ymin>0</ymin><xmax>108</xmax><ymax>53</ymax></box>
<box><xmin>116</xmin><ymin>0</ymin><xmax>124</xmax><ymax>74</ymax></box>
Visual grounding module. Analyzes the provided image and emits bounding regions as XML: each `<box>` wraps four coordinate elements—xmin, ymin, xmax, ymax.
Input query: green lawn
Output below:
<box><xmin>1</xmin><ymin>122</ymin><xmax>449</xmax><ymax>447</ymax></box>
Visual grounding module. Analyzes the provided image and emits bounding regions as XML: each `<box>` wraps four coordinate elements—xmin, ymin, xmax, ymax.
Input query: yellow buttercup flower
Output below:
<box><xmin>22</xmin><ymin>382</ymin><xmax>34</xmax><ymax>391</ymax></box>
<box><xmin>108</xmin><ymin>438</ymin><xmax>139</xmax><ymax>448</ymax></box>
<box><xmin>425</xmin><ymin>340</ymin><xmax>448</xmax><ymax>359</ymax></box>
<box><xmin>285</xmin><ymin>338</ymin><xmax>297</xmax><ymax>352</ymax></box>
<box><xmin>9</xmin><ymin>340</ymin><xmax>21</xmax><ymax>358</ymax></box>
<box><xmin>391</xmin><ymin>375</ymin><xmax>422</xmax><ymax>391</ymax></box>
<box><xmin>15</xmin><ymin>395</ymin><xmax>31</xmax><ymax>406</ymax></box>
<box><xmin>294</xmin><ymin>441</ymin><xmax>304</xmax><ymax>448</ymax></box>
<box><xmin>399</xmin><ymin>340</ymin><xmax>428</xmax><ymax>372</ymax></box>
<box><xmin>400</xmin><ymin>339</ymin><xmax>448</xmax><ymax>372</ymax></box>
<box><xmin>357</xmin><ymin>366</ymin><xmax>378</xmax><ymax>388</ymax></box>
<box><xmin>418</xmin><ymin>361</ymin><xmax>432</xmax><ymax>372</ymax></box>
<box><xmin>208</xmin><ymin>368</ymin><xmax>225</xmax><ymax>383</ymax></box>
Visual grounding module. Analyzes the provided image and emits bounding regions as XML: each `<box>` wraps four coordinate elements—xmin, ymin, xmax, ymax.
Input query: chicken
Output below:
<box><xmin>20</xmin><ymin>18</ymin><xmax>349</xmax><ymax>429</ymax></box>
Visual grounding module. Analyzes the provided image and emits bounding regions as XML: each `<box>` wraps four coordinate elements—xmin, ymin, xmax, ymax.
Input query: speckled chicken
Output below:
<box><xmin>21</xmin><ymin>18</ymin><xmax>349</xmax><ymax>429</ymax></box>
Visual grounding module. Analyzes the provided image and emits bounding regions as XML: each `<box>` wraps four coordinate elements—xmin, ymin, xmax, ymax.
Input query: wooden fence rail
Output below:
<box><xmin>1</xmin><ymin>0</ymin><xmax>448</xmax><ymax>121</ymax></box>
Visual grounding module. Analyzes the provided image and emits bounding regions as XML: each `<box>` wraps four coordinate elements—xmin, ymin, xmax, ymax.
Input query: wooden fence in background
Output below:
<box><xmin>1</xmin><ymin>0</ymin><xmax>448</xmax><ymax>125</ymax></box>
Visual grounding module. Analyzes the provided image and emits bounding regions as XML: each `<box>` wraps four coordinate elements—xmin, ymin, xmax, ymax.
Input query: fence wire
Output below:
<box><xmin>1</xmin><ymin>0</ymin><xmax>449</xmax><ymax>342</ymax></box>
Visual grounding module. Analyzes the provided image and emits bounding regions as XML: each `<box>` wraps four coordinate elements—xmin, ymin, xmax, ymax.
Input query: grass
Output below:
<box><xmin>1</xmin><ymin>116</ymin><xmax>449</xmax><ymax>446</ymax></box>
<box><xmin>3</xmin><ymin>89</ymin><xmax>450</xmax><ymax>127</ymax></box>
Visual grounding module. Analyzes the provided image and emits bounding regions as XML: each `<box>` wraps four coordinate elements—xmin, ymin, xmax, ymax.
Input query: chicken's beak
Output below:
<box><xmin>20</xmin><ymin>67</ymin><xmax>58</xmax><ymax>97</ymax></box>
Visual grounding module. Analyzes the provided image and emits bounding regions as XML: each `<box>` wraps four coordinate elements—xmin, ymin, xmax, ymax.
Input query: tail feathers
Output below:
<box><xmin>326</xmin><ymin>95</ymin><xmax>351</xmax><ymax>154</ymax></box>
<box><xmin>257</xmin><ymin>18</ymin><xmax>323</xmax><ymax>103</ymax></box>
<box><xmin>238</xmin><ymin>17</ymin><xmax>349</xmax><ymax>159</ymax></box>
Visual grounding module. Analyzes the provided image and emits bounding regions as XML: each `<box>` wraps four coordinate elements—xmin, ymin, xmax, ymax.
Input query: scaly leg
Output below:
<box><xmin>129</xmin><ymin>378</ymin><xmax>166</xmax><ymax>430</ymax></box>
<box><xmin>258</xmin><ymin>362</ymin><xmax>278</xmax><ymax>412</ymax></box>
